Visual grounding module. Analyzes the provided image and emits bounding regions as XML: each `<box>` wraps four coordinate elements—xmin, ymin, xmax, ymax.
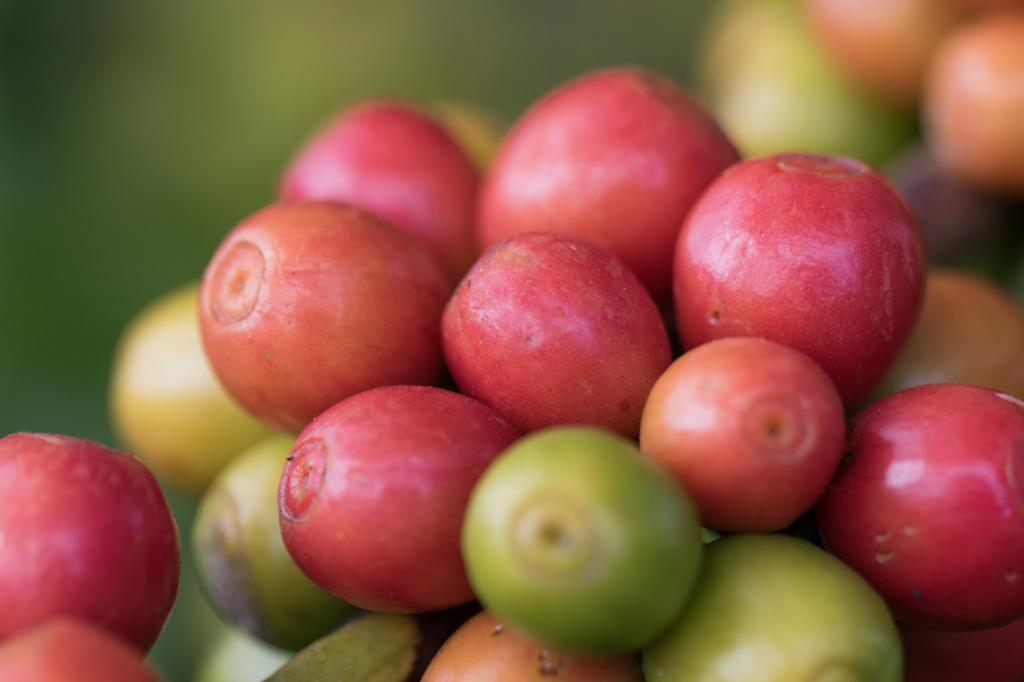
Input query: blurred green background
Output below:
<box><xmin>0</xmin><ymin>1</ymin><xmax>717</xmax><ymax>679</ymax></box>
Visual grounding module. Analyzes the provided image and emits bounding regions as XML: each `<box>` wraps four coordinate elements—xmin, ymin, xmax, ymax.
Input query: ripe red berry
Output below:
<box><xmin>673</xmin><ymin>152</ymin><xmax>924</xmax><ymax>406</ymax></box>
<box><xmin>817</xmin><ymin>384</ymin><xmax>1024</xmax><ymax>629</ymax></box>
<box><xmin>199</xmin><ymin>201</ymin><xmax>451</xmax><ymax>433</ymax></box>
<box><xmin>0</xmin><ymin>434</ymin><xmax>180</xmax><ymax>652</ymax></box>
<box><xmin>478</xmin><ymin>67</ymin><xmax>739</xmax><ymax>302</ymax></box>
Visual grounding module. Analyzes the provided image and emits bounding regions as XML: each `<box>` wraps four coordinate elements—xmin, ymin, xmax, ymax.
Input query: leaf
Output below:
<box><xmin>265</xmin><ymin>613</ymin><xmax>420</xmax><ymax>682</ymax></box>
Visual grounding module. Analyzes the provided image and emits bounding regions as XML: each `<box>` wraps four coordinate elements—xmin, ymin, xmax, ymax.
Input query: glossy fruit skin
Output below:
<box><xmin>110</xmin><ymin>283</ymin><xmax>270</xmax><ymax>494</ymax></box>
<box><xmin>643</xmin><ymin>534</ymin><xmax>902</xmax><ymax>682</ymax></box>
<box><xmin>925</xmin><ymin>13</ymin><xmax>1024</xmax><ymax>196</ymax></box>
<box><xmin>902</xmin><ymin>619</ymin><xmax>1024</xmax><ymax>682</ymax></box>
<box><xmin>477</xmin><ymin>67</ymin><xmax>739</xmax><ymax>302</ymax></box>
<box><xmin>640</xmin><ymin>338</ymin><xmax>845</xmax><ymax>532</ymax></box>
<box><xmin>279</xmin><ymin>101</ymin><xmax>479</xmax><ymax>280</ymax></box>
<box><xmin>193</xmin><ymin>435</ymin><xmax>355</xmax><ymax>650</ymax></box>
<box><xmin>805</xmin><ymin>0</ymin><xmax>960</xmax><ymax>106</ymax></box>
<box><xmin>0</xmin><ymin>618</ymin><xmax>161</xmax><ymax>682</ymax></box>
<box><xmin>279</xmin><ymin>386</ymin><xmax>519</xmax><ymax>613</ymax></box>
<box><xmin>817</xmin><ymin>384</ymin><xmax>1024</xmax><ymax>629</ymax></box>
<box><xmin>443</xmin><ymin>232</ymin><xmax>672</xmax><ymax>436</ymax></box>
<box><xmin>462</xmin><ymin>427</ymin><xmax>702</xmax><ymax>654</ymax></box>
<box><xmin>0</xmin><ymin>434</ymin><xmax>179</xmax><ymax>652</ymax></box>
<box><xmin>878</xmin><ymin>270</ymin><xmax>1024</xmax><ymax>399</ymax></box>
<box><xmin>199</xmin><ymin>201</ymin><xmax>451</xmax><ymax>433</ymax></box>
<box><xmin>673</xmin><ymin>153</ymin><xmax>924</xmax><ymax>406</ymax></box>
<box><xmin>699</xmin><ymin>0</ymin><xmax>914</xmax><ymax>165</ymax></box>
<box><xmin>422</xmin><ymin>611</ymin><xmax>643</xmax><ymax>682</ymax></box>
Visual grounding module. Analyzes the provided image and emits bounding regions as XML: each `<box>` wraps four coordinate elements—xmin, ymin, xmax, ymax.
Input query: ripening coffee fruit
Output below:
<box><xmin>280</xmin><ymin>101</ymin><xmax>480</xmax><ymax>279</ymax></box>
<box><xmin>673</xmin><ymin>152</ymin><xmax>924</xmax><ymax>406</ymax></box>
<box><xmin>478</xmin><ymin>67</ymin><xmax>739</xmax><ymax>301</ymax></box>
<box><xmin>199</xmin><ymin>201</ymin><xmax>451</xmax><ymax>433</ymax></box>
<box><xmin>0</xmin><ymin>433</ymin><xmax>180</xmax><ymax>652</ymax></box>
<box><xmin>640</xmin><ymin>338</ymin><xmax>845</xmax><ymax>532</ymax></box>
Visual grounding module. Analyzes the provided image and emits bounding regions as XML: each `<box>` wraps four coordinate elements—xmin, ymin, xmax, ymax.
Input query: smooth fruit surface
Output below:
<box><xmin>199</xmin><ymin>201</ymin><xmax>451</xmax><ymax>433</ymax></box>
<box><xmin>422</xmin><ymin>611</ymin><xmax>644</xmax><ymax>682</ymax></box>
<box><xmin>0</xmin><ymin>433</ymin><xmax>180</xmax><ymax>652</ymax></box>
<box><xmin>901</xmin><ymin>618</ymin><xmax>1024</xmax><ymax>682</ymax></box>
<box><xmin>193</xmin><ymin>435</ymin><xmax>355</xmax><ymax>650</ymax></box>
<box><xmin>443</xmin><ymin>232</ymin><xmax>671</xmax><ymax>436</ymax></box>
<box><xmin>462</xmin><ymin>427</ymin><xmax>702</xmax><ymax>654</ymax></box>
<box><xmin>279</xmin><ymin>101</ymin><xmax>479</xmax><ymax>279</ymax></box>
<box><xmin>0</xmin><ymin>618</ymin><xmax>161</xmax><ymax>682</ymax></box>
<box><xmin>478</xmin><ymin>67</ymin><xmax>739</xmax><ymax>301</ymax></box>
<box><xmin>817</xmin><ymin>384</ymin><xmax>1024</xmax><ymax>629</ymax></box>
<box><xmin>673</xmin><ymin>153</ymin><xmax>924</xmax><ymax>406</ymax></box>
<box><xmin>643</xmin><ymin>534</ymin><xmax>902</xmax><ymax>682</ymax></box>
<box><xmin>280</xmin><ymin>386</ymin><xmax>519</xmax><ymax>612</ymax></box>
<box><xmin>640</xmin><ymin>338</ymin><xmax>845</xmax><ymax>532</ymax></box>
<box><xmin>110</xmin><ymin>283</ymin><xmax>270</xmax><ymax>494</ymax></box>
<box><xmin>925</xmin><ymin>13</ymin><xmax>1024</xmax><ymax>195</ymax></box>
<box><xmin>878</xmin><ymin>269</ymin><xmax>1024</xmax><ymax>398</ymax></box>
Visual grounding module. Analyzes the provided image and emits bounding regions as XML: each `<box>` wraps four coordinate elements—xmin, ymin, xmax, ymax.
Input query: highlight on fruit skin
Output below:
<box><xmin>0</xmin><ymin>618</ymin><xmax>162</xmax><ymax>682</ymax></box>
<box><xmin>0</xmin><ymin>432</ymin><xmax>180</xmax><ymax>653</ymax></box>
<box><xmin>817</xmin><ymin>384</ymin><xmax>1024</xmax><ymax>630</ymax></box>
<box><xmin>462</xmin><ymin>426</ymin><xmax>703</xmax><ymax>654</ymax></box>
<box><xmin>110</xmin><ymin>282</ymin><xmax>271</xmax><ymax>495</ymax></box>
<box><xmin>192</xmin><ymin>434</ymin><xmax>357</xmax><ymax>651</ymax></box>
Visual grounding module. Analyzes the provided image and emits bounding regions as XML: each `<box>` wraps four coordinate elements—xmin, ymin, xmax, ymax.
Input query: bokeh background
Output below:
<box><xmin>2</xmin><ymin>1</ymin><xmax>1021</xmax><ymax>680</ymax></box>
<box><xmin>1</xmin><ymin>2</ymin><xmax>719</xmax><ymax>678</ymax></box>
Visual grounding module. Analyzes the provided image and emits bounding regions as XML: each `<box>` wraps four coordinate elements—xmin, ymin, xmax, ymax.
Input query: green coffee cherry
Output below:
<box><xmin>643</xmin><ymin>534</ymin><xmax>902</xmax><ymax>681</ymax></box>
<box><xmin>193</xmin><ymin>435</ymin><xmax>355</xmax><ymax>650</ymax></box>
<box><xmin>462</xmin><ymin>426</ymin><xmax>703</xmax><ymax>654</ymax></box>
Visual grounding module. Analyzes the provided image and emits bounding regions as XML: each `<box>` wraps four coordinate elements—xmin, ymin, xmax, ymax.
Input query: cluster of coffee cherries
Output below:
<box><xmin>0</xmin><ymin>11</ymin><xmax>1022</xmax><ymax>679</ymax></box>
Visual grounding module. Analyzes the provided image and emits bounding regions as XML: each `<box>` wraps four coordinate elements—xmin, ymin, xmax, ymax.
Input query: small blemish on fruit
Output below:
<box><xmin>875</xmin><ymin>551</ymin><xmax>894</xmax><ymax>564</ymax></box>
<box><xmin>776</xmin><ymin>153</ymin><xmax>868</xmax><ymax>178</ymax></box>
<box><xmin>912</xmin><ymin>589</ymin><xmax>923</xmax><ymax>600</ymax></box>
<box><xmin>1006</xmin><ymin>571</ymin><xmax>1019</xmax><ymax>584</ymax></box>
<box><xmin>491</xmin><ymin>624</ymin><xmax>504</xmax><ymax>636</ymax></box>
<box><xmin>875</xmin><ymin>529</ymin><xmax>891</xmax><ymax>543</ymax></box>
<box><xmin>709</xmin><ymin>310</ymin><xmax>721</xmax><ymax>325</ymax></box>
<box><xmin>281</xmin><ymin>438</ymin><xmax>327</xmax><ymax>523</ymax></box>
<box><xmin>902</xmin><ymin>524</ymin><xmax>916</xmax><ymax>537</ymax></box>
<box><xmin>538</xmin><ymin>649</ymin><xmax>562</xmax><ymax>676</ymax></box>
